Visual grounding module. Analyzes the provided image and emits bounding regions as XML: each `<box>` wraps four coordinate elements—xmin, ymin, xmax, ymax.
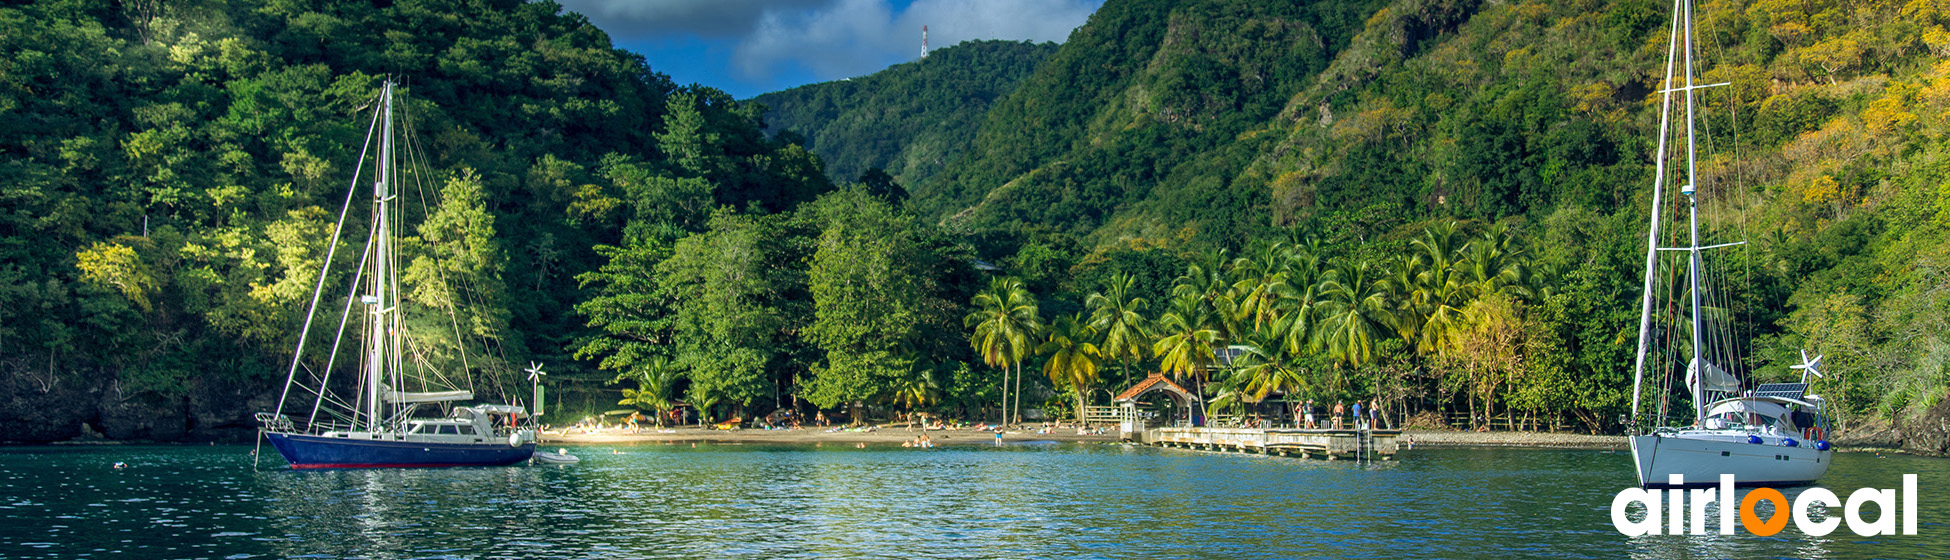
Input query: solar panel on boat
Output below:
<box><xmin>1751</xmin><ymin>383</ymin><xmax>1808</xmax><ymax>399</ymax></box>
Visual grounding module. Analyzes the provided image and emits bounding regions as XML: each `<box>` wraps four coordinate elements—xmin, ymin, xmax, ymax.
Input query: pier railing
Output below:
<box><xmin>1142</xmin><ymin>426</ymin><xmax>1400</xmax><ymax>459</ymax></box>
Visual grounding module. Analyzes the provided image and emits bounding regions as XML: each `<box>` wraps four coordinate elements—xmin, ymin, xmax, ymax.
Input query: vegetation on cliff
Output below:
<box><xmin>7</xmin><ymin>0</ymin><xmax>1949</xmax><ymax>442</ymax></box>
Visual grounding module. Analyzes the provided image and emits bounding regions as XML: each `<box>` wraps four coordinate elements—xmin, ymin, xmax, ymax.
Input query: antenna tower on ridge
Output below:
<box><xmin>921</xmin><ymin>25</ymin><xmax>929</xmax><ymax>58</ymax></box>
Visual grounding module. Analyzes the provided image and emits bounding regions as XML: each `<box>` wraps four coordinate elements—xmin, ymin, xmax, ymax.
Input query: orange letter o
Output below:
<box><xmin>1741</xmin><ymin>487</ymin><xmax>1790</xmax><ymax>536</ymax></box>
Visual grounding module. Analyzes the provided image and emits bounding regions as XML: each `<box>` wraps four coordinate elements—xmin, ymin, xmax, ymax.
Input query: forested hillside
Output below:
<box><xmin>753</xmin><ymin>40</ymin><xmax>1057</xmax><ymax>190</ymax></box>
<box><xmin>907</xmin><ymin>0</ymin><xmax>1950</xmax><ymax>445</ymax></box>
<box><xmin>5</xmin><ymin>0</ymin><xmax>1948</xmax><ymax>451</ymax></box>
<box><xmin>0</xmin><ymin>0</ymin><xmax>830</xmax><ymax>441</ymax></box>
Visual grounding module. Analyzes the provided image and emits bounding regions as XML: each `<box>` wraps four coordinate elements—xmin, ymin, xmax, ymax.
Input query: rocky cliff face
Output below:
<box><xmin>1832</xmin><ymin>398</ymin><xmax>1950</xmax><ymax>457</ymax></box>
<box><xmin>1</xmin><ymin>359</ymin><xmax>275</xmax><ymax>443</ymax></box>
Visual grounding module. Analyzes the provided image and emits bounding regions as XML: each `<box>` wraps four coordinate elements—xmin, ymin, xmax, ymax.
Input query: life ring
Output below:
<box><xmin>508</xmin><ymin>432</ymin><xmax>522</xmax><ymax>448</ymax></box>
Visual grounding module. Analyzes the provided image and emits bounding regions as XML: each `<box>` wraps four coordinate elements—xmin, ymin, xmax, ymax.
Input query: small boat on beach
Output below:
<box><xmin>254</xmin><ymin>80</ymin><xmax>536</xmax><ymax>469</ymax></box>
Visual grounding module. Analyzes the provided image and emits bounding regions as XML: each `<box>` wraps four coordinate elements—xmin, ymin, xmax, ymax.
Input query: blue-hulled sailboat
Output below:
<box><xmin>255</xmin><ymin>80</ymin><xmax>534</xmax><ymax>469</ymax></box>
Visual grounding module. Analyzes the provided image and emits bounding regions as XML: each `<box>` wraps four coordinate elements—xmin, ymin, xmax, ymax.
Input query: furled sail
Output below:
<box><xmin>1686</xmin><ymin>358</ymin><xmax>1740</xmax><ymax>393</ymax></box>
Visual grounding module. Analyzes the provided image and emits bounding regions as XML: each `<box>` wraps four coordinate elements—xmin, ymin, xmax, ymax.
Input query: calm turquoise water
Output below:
<box><xmin>1</xmin><ymin>442</ymin><xmax>1943</xmax><ymax>559</ymax></box>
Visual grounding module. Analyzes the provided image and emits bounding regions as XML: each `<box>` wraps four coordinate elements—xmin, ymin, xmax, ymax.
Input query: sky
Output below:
<box><xmin>552</xmin><ymin>0</ymin><xmax>1106</xmax><ymax>99</ymax></box>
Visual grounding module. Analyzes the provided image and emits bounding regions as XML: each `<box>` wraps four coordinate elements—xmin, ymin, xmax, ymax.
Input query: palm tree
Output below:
<box><xmin>1461</xmin><ymin>223</ymin><xmax>1530</xmax><ymax>300</ymax></box>
<box><xmin>1230</xmin><ymin>241</ymin><xmax>1292</xmax><ymax>332</ymax></box>
<box><xmin>1153</xmin><ymin>293</ymin><xmax>1220</xmax><ymax>394</ymax></box>
<box><xmin>613</xmin><ymin>356</ymin><xmax>681</xmax><ymax>426</ymax></box>
<box><xmin>682</xmin><ymin>384</ymin><xmax>719</xmax><ymax>427</ymax></box>
<box><xmin>891</xmin><ymin>365</ymin><xmax>942</xmax><ymax>411</ymax></box>
<box><xmin>1037</xmin><ymin>313</ymin><xmax>1101</xmax><ymax>422</ymax></box>
<box><xmin>966</xmin><ymin>277</ymin><xmax>1041</xmax><ymax>425</ymax></box>
<box><xmin>1408</xmin><ymin>222</ymin><xmax>1471</xmax><ymax>357</ymax></box>
<box><xmin>1234</xmin><ymin>323</ymin><xmax>1312</xmax><ymax>424</ymax></box>
<box><xmin>1086</xmin><ymin>273</ymin><xmax>1151</xmax><ymax>390</ymax></box>
<box><xmin>1314</xmin><ymin>260</ymin><xmax>1398</xmax><ymax>368</ymax></box>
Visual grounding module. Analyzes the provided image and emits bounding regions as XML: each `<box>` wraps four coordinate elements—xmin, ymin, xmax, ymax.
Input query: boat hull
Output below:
<box><xmin>266</xmin><ymin>432</ymin><xmax>534</xmax><ymax>469</ymax></box>
<box><xmin>1629</xmin><ymin>433</ymin><xmax>1831</xmax><ymax>488</ymax></box>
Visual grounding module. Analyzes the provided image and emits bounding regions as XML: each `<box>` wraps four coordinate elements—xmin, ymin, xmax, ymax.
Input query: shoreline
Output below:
<box><xmin>539</xmin><ymin>425</ymin><xmax>1119</xmax><ymax>446</ymax></box>
<box><xmin>536</xmin><ymin>425</ymin><xmax>1634</xmax><ymax>449</ymax></box>
<box><xmin>1397</xmin><ymin>429</ymin><xmax>1626</xmax><ymax>449</ymax></box>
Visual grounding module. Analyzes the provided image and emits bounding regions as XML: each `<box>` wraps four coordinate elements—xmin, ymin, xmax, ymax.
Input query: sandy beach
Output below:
<box><xmin>540</xmin><ymin>424</ymin><xmax>1119</xmax><ymax>446</ymax></box>
<box><xmin>540</xmin><ymin>424</ymin><xmax>1636</xmax><ymax>449</ymax></box>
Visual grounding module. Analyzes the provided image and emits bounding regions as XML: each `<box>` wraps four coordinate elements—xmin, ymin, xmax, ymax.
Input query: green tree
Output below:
<box><xmin>966</xmin><ymin>277</ymin><xmax>1041</xmax><ymax>424</ymax></box>
<box><xmin>1153</xmin><ymin>293</ymin><xmax>1221</xmax><ymax>390</ymax></box>
<box><xmin>800</xmin><ymin>188</ymin><xmax>961</xmax><ymax>424</ymax></box>
<box><xmin>1037</xmin><ymin>312</ymin><xmax>1102</xmax><ymax>422</ymax></box>
<box><xmin>1086</xmin><ymin>273</ymin><xmax>1152</xmax><ymax>390</ymax></box>
<box><xmin>1314</xmin><ymin>260</ymin><xmax>1397</xmax><ymax>368</ymax></box>
<box><xmin>613</xmin><ymin>355</ymin><xmax>681</xmax><ymax>426</ymax></box>
<box><xmin>656</xmin><ymin>210</ymin><xmax>795</xmax><ymax>407</ymax></box>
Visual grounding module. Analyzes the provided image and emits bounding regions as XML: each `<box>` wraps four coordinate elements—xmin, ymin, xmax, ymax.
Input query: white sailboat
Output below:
<box><xmin>255</xmin><ymin>80</ymin><xmax>537</xmax><ymax>468</ymax></box>
<box><xmin>1625</xmin><ymin>0</ymin><xmax>1833</xmax><ymax>488</ymax></box>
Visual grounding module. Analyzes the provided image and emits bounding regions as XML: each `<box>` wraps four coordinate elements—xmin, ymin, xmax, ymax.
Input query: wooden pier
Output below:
<box><xmin>1130</xmin><ymin>427</ymin><xmax>1400</xmax><ymax>460</ymax></box>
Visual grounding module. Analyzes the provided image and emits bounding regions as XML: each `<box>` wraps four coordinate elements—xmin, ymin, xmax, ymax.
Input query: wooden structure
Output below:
<box><xmin>1111</xmin><ymin>373</ymin><xmax>1199</xmax><ymax>432</ymax></box>
<box><xmin>1131</xmin><ymin>426</ymin><xmax>1400</xmax><ymax>460</ymax></box>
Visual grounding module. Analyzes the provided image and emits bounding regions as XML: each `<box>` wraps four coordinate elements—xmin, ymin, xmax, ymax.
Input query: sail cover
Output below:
<box><xmin>1686</xmin><ymin>358</ymin><xmax>1740</xmax><ymax>393</ymax></box>
<box><xmin>383</xmin><ymin>389</ymin><xmax>473</xmax><ymax>403</ymax></box>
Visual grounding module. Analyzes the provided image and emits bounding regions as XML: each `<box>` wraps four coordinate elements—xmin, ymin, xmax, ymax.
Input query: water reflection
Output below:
<box><xmin>0</xmin><ymin>443</ymin><xmax>1942</xmax><ymax>559</ymax></box>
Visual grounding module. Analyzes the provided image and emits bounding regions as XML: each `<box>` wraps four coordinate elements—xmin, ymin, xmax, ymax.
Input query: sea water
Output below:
<box><xmin>0</xmin><ymin>442</ymin><xmax>1942</xmax><ymax>559</ymax></box>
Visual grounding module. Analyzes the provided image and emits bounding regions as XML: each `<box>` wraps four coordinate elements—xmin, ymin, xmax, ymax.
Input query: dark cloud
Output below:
<box><xmin>554</xmin><ymin>0</ymin><xmax>834</xmax><ymax>38</ymax></box>
<box><xmin>736</xmin><ymin>0</ymin><xmax>1100</xmax><ymax>80</ymax></box>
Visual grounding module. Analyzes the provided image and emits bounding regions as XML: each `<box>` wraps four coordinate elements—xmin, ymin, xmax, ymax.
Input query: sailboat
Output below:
<box><xmin>1625</xmin><ymin>0</ymin><xmax>1833</xmax><ymax>488</ymax></box>
<box><xmin>255</xmin><ymin>80</ymin><xmax>536</xmax><ymax>468</ymax></box>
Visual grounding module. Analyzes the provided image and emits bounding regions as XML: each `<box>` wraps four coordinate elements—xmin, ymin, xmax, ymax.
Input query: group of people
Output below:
<box><xmin>1296</xmin><ymin>399</ymin><xmax>1384</xmax><ymax>431</ymax></box>
<box><xmin>900</xmin><ymin>434</ymin><xmax>936</xmax><ymax>448</ymax></box>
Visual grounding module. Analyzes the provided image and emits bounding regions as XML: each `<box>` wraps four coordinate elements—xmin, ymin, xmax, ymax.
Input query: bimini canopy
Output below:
<box><xmin>382</xmin><ymin>388</ymin><xmax>474</xmax><ymax>403</ymax></box>
<box><xmin>1705</xmin><ymin>398</ymin><xmax>1790</xmax><ymax>419</ymax></box>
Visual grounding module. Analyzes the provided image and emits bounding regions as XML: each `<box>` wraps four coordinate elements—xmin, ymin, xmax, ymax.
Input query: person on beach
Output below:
<box><xmin>1332</xmin><ymin>401</ymin><xmax>1345</xmax><ymax>429</ymax></box>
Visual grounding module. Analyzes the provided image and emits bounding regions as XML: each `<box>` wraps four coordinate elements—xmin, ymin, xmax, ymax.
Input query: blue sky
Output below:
<box><xmin>553</xmin><ymin>0</ymin><xmax>1105</xmax><ymax>99</ymax></box>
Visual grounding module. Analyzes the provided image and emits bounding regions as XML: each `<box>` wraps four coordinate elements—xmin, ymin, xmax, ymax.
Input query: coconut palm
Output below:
<box><xmin>1086</xmin><ymin>273</ymin><xmax>1151</xmax><ymax>389</ymax></box>
<box><xmin>1314</xmin><ymin>260</ymin><xmax>1398</xmax><ymax>368</ymax></box>
<box><xmin>1037</xmin><ymin>313</ymin><xmax>1102</xmax><ymax>422</ymax></box>
<box><xmin>1461</xmin><ymin>223</ymin><xmax>1530</xmax><ymax>299</ymax></box>
<box><xmin>1153</xmin><ymin>293</ymin><xmax>1220</xmax><ymax>390</ymax></box>
<box><xmin>966</xmin><ymin>277</ymin><xmax>1041</xmax><ymax>425</ymax></box>
<box><xmin>682</xmin><ymin>384</ymin><xmax>719</xmax><ymax>426</ymax></box>
<box><xmin>1234</xmin><ymin>323</ymin><xmax>1313</xmax><ymax>423</ymax></box>
<box><xmin>613</xmin><ymin>355</ymin><xmax>681</xmax><ymax>426</ymax></box>
<box><xmin>1408</xmin><ymin>222</ymin><xmax>1471</xmax><ymax>356</ymax></box>
<box><xmin>1230</xmin><ymin>241</ymin><xmax>1292</xmax><ymax>332</ymax></box>
<box><xmin>891</xmin><ymin>365</ymin><xmax>942</xmax><ymax>411</ymax></box>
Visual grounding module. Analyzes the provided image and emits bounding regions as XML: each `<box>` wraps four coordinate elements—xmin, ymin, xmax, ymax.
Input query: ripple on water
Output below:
<box><xmin>1</xmin><ymin>444</ymin><xmax>1944</xmax><ymax>559</ymax></box>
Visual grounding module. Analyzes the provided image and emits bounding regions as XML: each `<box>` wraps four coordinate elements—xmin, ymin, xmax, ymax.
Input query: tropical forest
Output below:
<box><xmin>4</xmin><ymin>0</ymin><xmax>1950</xmax><ymax>455</ymax></box>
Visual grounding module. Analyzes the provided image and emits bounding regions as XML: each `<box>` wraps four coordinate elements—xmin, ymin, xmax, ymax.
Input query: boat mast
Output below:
<box><xmin>1630</xmin><ymin>0</ymin><xmax>1686</xmax><ymax>432</ymax></box>
<box><xmin>1681</xmin><ymin>0</ymin><xmax>1707</xmax><ymax>427</ymax></box>
<box><xmin>366</xmin><ymin>80</ymin><xmax>394</xmax><ymax>432</ymax></box>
